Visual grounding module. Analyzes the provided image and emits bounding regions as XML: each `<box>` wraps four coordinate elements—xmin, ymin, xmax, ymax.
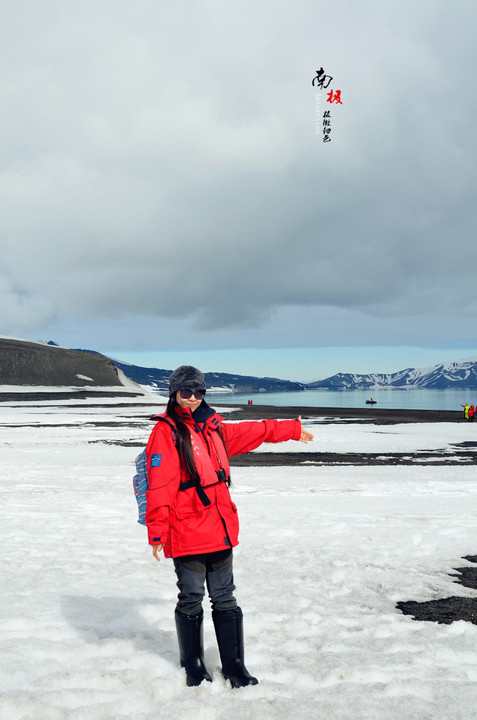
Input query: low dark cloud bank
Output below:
<box><xmin>1</xmin><ymin>0</ymin><xmax>476</xmax><ymax>351</ymax></box>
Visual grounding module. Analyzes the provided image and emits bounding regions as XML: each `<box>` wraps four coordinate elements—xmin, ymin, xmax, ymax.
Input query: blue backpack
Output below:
<box><xmin>133</xmin><ymin>417</ymin><xmax>177</xmax><ymax>526</ymax></box>
<box><xmin>133</xmin><ymin>449</ymin><xmax>149</xmax><ymax>525</ymax></box>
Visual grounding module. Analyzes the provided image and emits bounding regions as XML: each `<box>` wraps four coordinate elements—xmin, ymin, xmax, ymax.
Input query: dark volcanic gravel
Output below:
<box><xmin>397</xmin><ymin>557</ymin><xmax>477</xmax><ymax>625</ymax></box>
<box><xmin>0</xmin><ymin>390</ymin><xmax>144</xmax><ymax>402</ymax></box>
<box><xmin>228</xmin><ymin>448</ymin><xmax>477</xmax><ymax>467</ymax></box>
<box><xmin>215</xmin><ymin>403</ymin><xmax>462</xmax><ymax>425</ymax></box>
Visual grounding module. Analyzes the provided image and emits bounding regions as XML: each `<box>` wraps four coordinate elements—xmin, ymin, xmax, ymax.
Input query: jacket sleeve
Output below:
<box><xmin>219</xmin><ymin>418</ymin><xmax>301</xmax><ymax>457</ymax></box>
<box><xmin>144</xmin><ymin>422</ymin><xmax>181</xmax><ymax>546</ymax></box>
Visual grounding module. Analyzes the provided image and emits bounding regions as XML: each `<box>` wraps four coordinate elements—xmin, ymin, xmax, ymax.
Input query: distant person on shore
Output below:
<box><xmin>144</xmin><ymin>365</ymin><xmax>314</xmax><ymax>688</ymax></box>
<box><xmin>468</xmin><ymin>405</ymin><xmax>475</xmax><ymax>422</ymax></box>
<box><xmin>461</xmin><ymin>403</ymin><xmax>470</xmax><ymax>420</ymax></box>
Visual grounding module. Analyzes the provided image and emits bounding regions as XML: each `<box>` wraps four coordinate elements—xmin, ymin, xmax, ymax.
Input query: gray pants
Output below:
<box><xmin>173</xmin><ymin>549</ymin><xmax>237</xmax><ymax>616</ymax></box>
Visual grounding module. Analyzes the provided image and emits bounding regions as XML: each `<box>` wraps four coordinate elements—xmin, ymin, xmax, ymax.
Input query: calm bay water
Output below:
<box><xmin>209</xmin><ymin>388</ymin><xmax>475</xmax><ymax>412</ymax></box>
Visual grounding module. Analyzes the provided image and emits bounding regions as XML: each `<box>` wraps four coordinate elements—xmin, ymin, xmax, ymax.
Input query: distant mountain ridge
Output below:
<box><xmin>109</xmin><ymin>359</ymin><xmax>306</xmax><ymax>394</ymax></box>
<box><xmin>0</xmin><ymin>339</ymin><xmax>305</xmax><ymax>393</ymax></box>
<box><xmin>308</xmin><ymin>358</ymin><xmax>477</xmax><ymax>390</ymax></box>
<box><xmin>3</xmin><ymin>336</ymin><xmax>477</xmax><ymax>392</ymax></box>
<box><xmin>107</xmin><ymin>356</ymin><xmax>477</xmax><ymax>392</ymax></box>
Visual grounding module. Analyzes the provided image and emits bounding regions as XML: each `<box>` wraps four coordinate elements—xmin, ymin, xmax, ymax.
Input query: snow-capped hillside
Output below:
<box><xmin>308</xmin><ymin>358</ymin><xmax>477</xmax><ymax>390</ymax></box>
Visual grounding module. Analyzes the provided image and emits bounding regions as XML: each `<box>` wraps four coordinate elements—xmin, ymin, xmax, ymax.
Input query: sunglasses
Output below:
<box><xmin>179</xmin><ymin>388</ymin><xmax>206</xmax><ymax>400</ymax></box>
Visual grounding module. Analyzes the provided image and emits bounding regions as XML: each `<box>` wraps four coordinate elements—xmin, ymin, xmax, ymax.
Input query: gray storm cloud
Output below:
<box><xmin>0</xmin><ymin>0</ymin><xmax>476</xmax><ymax>349</ymax></box>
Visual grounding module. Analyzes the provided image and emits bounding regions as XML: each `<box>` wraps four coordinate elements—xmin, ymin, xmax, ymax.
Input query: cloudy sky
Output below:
<box><xmin>1</xmin><ymin>0</ymin><xmax>476</xmax><ymax>381</ymax></box>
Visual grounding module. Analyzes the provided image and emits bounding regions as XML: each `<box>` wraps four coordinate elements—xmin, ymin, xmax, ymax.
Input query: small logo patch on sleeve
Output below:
<box><xmin>150</xmin><ymin>454</ymin><xmax>162</xmax><ymax>468</ymax></box>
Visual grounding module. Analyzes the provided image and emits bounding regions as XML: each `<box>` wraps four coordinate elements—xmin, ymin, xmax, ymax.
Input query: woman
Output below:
<box><xmin>145</xmin><ymin>365</ymin><xmax>314</xmax><ymax>688</ymax></box>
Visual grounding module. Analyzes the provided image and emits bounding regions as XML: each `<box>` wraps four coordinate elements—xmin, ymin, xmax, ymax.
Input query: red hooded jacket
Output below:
<box><xmin>145</xmin><ymin>403</ymin><xmax>301</xmax><ymax>557</ymax></box>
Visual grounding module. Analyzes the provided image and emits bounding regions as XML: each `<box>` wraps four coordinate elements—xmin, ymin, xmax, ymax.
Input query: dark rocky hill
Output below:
<box><xmin>0</xmin><ymin>338</ymin><xmax>124</xmax><ymax>387</ymax></box>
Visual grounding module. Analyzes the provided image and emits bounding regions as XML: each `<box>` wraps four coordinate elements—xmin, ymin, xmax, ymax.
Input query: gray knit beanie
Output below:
<box><xmin>168</xmin><ymin>365</ymin><xmax>206</xmax><ymax>397</ymax></box>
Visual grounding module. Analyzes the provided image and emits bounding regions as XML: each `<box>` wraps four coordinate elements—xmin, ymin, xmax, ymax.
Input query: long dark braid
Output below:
<box><xmin>166</xmin><ymin>397</ymin><xmax>198</xmax><ymax>479</ymax></box>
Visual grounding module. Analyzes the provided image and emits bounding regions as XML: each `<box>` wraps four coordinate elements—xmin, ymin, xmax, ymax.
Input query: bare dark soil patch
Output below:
<box><xmin>217</xmin><ymin>403</ymin><xmax>463</xmax><ymax>425</ymax></box>
<box><xmin>229</xmin><ymin>450</ymin><xmax>477</xmax><ymax>467</ymax></box>
<box><xmin>397</xmin><ymin>556</ymin><xmax>477</xmax><ymax>625</ymax></box>
<box><xmin>0</xmin><ymin>390</ymin><xmax>145</xmax><ymax>402</ymax></box>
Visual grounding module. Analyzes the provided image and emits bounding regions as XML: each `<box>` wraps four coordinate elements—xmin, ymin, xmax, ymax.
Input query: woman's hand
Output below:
<box><xmin>298</xmin><ymin>415</ymin><xmax>314</xmax><ymax>443</ymax></box>
<box><xmin>152</xmin><ymin>544</ymin><xmax>164</xmax><ymax>562</ymax></box>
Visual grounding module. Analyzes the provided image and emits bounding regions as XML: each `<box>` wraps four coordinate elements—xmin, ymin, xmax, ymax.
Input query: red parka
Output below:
<box><xmin>145</xmin><ymin>403</ymin><xmax>301</xmax><ymax>558</ymax></box>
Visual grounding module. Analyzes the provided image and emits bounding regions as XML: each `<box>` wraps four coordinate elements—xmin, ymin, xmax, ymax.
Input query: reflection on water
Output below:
<box><xmin>209</xmin><ymin>388</ymin><xmax>475</xmax><ymax>412</ymax></box>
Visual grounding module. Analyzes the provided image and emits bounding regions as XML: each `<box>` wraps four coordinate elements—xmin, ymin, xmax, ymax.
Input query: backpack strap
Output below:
<box><xmin>151</xmin><ymin>415</ymin><xmax>178</xmax><ymax>441</ymax></box>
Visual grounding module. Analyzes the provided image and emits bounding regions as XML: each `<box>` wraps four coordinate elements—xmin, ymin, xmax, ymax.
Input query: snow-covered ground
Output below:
<box><xmin>254</xmin><ymin>419</ymin><xmax>477</xmax><ymax>455</ymax></box>
<box><xmin>1</xmin><ymin>399</ymin><xmax>477</xmax><ymax>720</ymax></box>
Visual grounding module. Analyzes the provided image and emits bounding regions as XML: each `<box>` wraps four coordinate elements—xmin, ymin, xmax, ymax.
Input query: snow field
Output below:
<box><xmin>255</xmin><ymin>420</ymin><xmax>477</xmax><ymax>454</ymax></box>
<box><xmin>1</xmin><ymin>403</ymin><xmax>477</xmax><ymax>719</ymax></box>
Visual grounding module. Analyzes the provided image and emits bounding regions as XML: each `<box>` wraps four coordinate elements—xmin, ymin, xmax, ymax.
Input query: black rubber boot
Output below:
<box><xmin>175</xmin><ymin>609</ymin><xmax>212</xmax><ymax>686</ymax></box>
<box><xmin>212</xmin><ymin>607</ymin><xmax>259</xmax><ymax>688</ymax></box>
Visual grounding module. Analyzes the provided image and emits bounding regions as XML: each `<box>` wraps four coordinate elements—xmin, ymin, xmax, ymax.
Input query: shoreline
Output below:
<box><xmin>0</xmin><ymin>390</ymin><xmax>465</xmax><ymax>423</ymax></box>
<box><xmin>215</xmin><ymin>402</ymin><xmax>464</xmax><ymax>424</ymax></box>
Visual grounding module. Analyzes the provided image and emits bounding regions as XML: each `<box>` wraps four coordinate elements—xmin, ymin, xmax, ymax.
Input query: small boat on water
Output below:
<box><xmin>366</xmin><ymin>398</ymin><xmax>377</xmax><ymax>405</ymax></box>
